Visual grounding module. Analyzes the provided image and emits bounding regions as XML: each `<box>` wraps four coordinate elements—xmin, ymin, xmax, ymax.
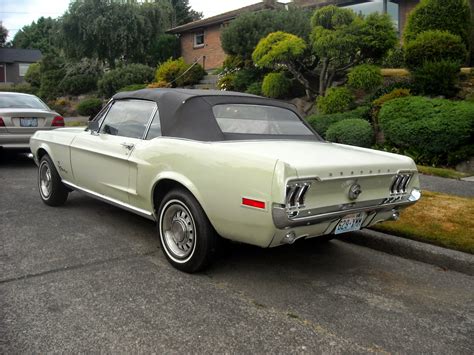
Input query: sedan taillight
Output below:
<box><xmin>0</xmin><ymin>117</ymin><xmax>5</xmax><ymax>127</ymax></box>
<box><xmin>52</xmin><ymin>116</ymin><xmax>65</xmax><ymax>127</ymax></box>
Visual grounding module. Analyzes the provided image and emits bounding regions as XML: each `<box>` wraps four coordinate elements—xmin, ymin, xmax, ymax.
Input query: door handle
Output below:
<box><xmin>120</xmin><ymin>142</ymin><xmax>135</xmax><ymax>150</ymax></box>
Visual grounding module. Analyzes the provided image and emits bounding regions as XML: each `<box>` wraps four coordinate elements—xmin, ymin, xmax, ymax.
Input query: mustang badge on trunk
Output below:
<box><xmin>348</xmin><ymin>183</ymin><xmax>362</xmax><ymax>200</ymax></box>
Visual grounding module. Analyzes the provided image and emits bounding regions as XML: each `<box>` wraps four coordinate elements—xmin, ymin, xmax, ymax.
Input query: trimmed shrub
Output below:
<box><xmin>118</xmin><ymin>84</ymin><xmax>147</xmax><ymax>92</ymax></box>
<box><xmin>77</xmin><ymin>98</ymin><xmax>103</xmax><ymax>117</ymax></box>
<box><xmin>147</xmin><ymin>81</ymin><xmax>171</xmax><ymax>88</ymax></box>
<box><xmin>155</xmin><ymin>57</ymin><xmax>205</xmax><ymax>88</ymax></box>
<box><xmin>379</xmin><ymin>96</ymin><xmax>474</xmax><ymax>164</ymax></box>
<box><xmin>404</xmin><ymin>30</ymin><xmax>467</xmax><ymax>70</ymax></box>
<box><xmin>233</xmin><ymin>68</ymin><xmax>261</xmax><ymax>92</ymax></box>
<box><xmin>347</xmin><ymin>64</ymin><xmax>383</xmax><ymax>92</ymax></box>
<box><xmin>382</xmin><ymin>47</ymin><xmax>405</xmax><ymax>68</ymax></box>
<box><xmin>217</xmin><ymin>72</ymin><xmax>236</xmax><ymax>91</ymax></box>
<box><xmin>373</xmin><ymin>88</ymin><xmax>411</xmax><ymax>108</ymax></box>
<box><xmin>98</xmin><ymin>64</ymin><xmax>154</xmax><ymax>98</ymax></box>
<box><xmin>404</xmin><ymin>0</ymin><xmax>472</xmax><ymax>47</ymax></box>
<box><xmin>261</xmin><ymin>72</ymin><xmax>291</xmax><ymax>99</ymax></box>
<box><xmin>412</xmin><ymin>60</ymin><xmax>461</xmax><ymax>97</ymax></box>
<box><xmin>24</xmin><ymin>63</ymin><xmax>41</xmax><ymax>89</ymax></box>
<box><xmin>370</xmin><ymin>81</ymin><xmax>415</xmax><ymax>101</ymax></box>
<box><xmin>60</xmin><ymin>59</ymin><xmax>103</xmax><ymax>96</ymax></box>
<box><xmin>306</xmin><ymin>109</ymin><xmax>367</xmax><ymax>138</ymax></box>
<box><xmin>245</xmin><ymin>82</ymin><xmax>262</xmax><ymax>96</ymax></box>
<box><xmin>0</xmin><ymin>83</ymin><xmax>36</xmax><ymax>95</ymax></box>
<box><xmin>326</xmin><ymin>119</ymin><xmax>374</xmax><ymax>148</ymax></box>
<box><xmin>316</xmin><ymin>87</ymin><xmax>354</xmax><ymax>114</ymax></box>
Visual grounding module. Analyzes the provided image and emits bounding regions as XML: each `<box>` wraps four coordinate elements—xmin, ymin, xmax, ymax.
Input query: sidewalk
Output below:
<box><xmin>419</xmin><ymin>174</ymin><xmax>474</xmax><ymax>198</ymax></box>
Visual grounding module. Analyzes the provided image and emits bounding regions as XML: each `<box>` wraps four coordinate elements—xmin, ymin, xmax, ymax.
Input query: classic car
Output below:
<box><xmin>30</xmin><ymin>89</ymin><xmax>421</xmax><ymax>272</ymax></box>
<box><xmin>1</xmin><ymin>92</ymin><xmax>64</xmax><ymax>149</ymax></box>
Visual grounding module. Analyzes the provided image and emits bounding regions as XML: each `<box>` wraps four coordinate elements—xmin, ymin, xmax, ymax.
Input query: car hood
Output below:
<box><xmin>215</xmin><ymin>140</ymin><xmax>416</xmax><ymax>179</ymax></box>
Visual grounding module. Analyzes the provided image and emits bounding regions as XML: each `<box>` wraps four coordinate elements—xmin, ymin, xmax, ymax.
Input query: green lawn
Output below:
<box><xmin>373</xmin><ymin>191</ymin><xmax>474</xmax><ymax>254</ymax></box>
<box><xmin>416</xmin><ymin>165</ymin><xmax>469</xmax><ymax>180</ymax></box>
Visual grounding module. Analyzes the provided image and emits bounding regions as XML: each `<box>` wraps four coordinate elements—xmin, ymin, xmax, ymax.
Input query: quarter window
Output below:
<box><xmin>194</xmin><ymin>31</ymin><xmax>204</xmax><ymax>47</ymax></box>
<box><xmin>145</xmin><ymin>110</ymin><xmax>162</xmax><ymax>140</ymax></box>
<box><xmin>100</xmin><ymin>100</ymin><xmax>156</xmax><ymax>139</ymax></box>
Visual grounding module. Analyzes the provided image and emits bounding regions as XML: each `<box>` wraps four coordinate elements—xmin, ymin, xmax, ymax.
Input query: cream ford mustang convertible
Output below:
<box><xmin>30</xmin><ymin>89</ymin><xmax>421</xmax><ymax>272</ymax></box>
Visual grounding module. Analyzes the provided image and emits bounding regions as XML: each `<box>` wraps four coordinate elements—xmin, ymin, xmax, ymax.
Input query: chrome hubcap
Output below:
<box><xmin>39</xmin><ymin>162</ymin><xmax>52</xmax><ymax>198</ymax></box>
<box><xmin>161</xmin><ymin>201</ymin><xmax>196</xmax><ymax>260</ymax></box>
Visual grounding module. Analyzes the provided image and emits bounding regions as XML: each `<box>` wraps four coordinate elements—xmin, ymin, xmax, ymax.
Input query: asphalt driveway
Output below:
<box><xmin>1</xmin><ymin>150</ymin><xmax>473</xmax><ymax>353</ymax></box>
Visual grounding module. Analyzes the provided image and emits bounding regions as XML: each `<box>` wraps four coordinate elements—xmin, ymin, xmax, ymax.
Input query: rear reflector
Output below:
<box><xmin>0</xmin><ymin>117</ymin><xmax>4</xmax><ymax>127</ymax></box>
<box><xmin>242</xmin><ymin>198</ymin><xmax>266</xmax><ymax>209</ymax></box>
<box><xmin>52</xmin><ymin>116</ymin><xmax>65</xmax><ymax>127</ymax></box>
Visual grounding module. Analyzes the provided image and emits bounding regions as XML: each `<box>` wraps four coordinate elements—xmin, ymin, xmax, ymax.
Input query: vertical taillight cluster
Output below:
<box><xmin>52</xmin><ymin>116</ymin><xmax>65</xmax><ymax>127</ymax></box>
<box><xmin>285</xmin><ymin>182</ymin><xmax>311</xmax><ymax>209</ymax></box>
<box><xmin>390</xmin><ymin>173</ymin><xmax>412</xmax><ymax>195</ymax></box>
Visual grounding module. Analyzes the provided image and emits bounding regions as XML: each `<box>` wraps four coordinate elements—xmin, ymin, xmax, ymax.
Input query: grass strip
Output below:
<box><xmin>373</xmin><ymin>191</ymin><xmax>474</xmax><ymax>254</ymax></box>
<box><xmin>417</xmin><ymin>165</ymin><xmax>469</xmax><ymax>180</ymax></box>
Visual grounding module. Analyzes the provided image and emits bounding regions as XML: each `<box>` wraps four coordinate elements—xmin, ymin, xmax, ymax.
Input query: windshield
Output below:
<box><xmin>212</xmin><ymin>104</ymin><xmax>315</xmax><ymax>137</ymax></box>
<box><xmin>0</xmin><ymin>94</ymin><xmax>50</xmax><ymax>110</ymax></box>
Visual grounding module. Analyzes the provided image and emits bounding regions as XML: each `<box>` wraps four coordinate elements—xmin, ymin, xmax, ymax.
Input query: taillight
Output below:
<box><xmin>0</xmin><ymin>117</ymin><xmax>5</xmax><ymax>127</ymax></box>
<box><xmin>52</xmin><ymin>115</ymin><xmax>65</xmax><ymax>127</ymax></box>
<box><xmin>286</xmin><ymin>182</ymin><xmax>311</xmax><ymax>209</ymax></box>
<box><xmin>242</xmin><ymin>198</ymin><xmax>266</xmax><ymax>209</ymax></box>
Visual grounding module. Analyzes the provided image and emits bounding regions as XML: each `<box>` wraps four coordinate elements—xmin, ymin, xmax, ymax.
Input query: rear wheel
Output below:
<box><xmin>38</xmin><ymin>155</ymin><xmax>69</xmax><ymax>206</ymax></box>
<box><xmin>157</xmin><ymin>189</ymin><xmax>218</xmax><ymax>273</ymax></box>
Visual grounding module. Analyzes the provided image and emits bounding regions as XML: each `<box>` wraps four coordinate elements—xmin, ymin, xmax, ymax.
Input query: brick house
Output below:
<box><xmin>167</xmin><ymin>0</ymin><xmax>458</xmax><ymax>70</ymax></box>
<box><xmin>167</xmin><ymin>1</ymin><xmax>285</xmax><ymax>70</ymax></box>
<box><xmin>0</xmin><ymin>48</ymin><xmax>42</xmax><ymax>85</ymax></box>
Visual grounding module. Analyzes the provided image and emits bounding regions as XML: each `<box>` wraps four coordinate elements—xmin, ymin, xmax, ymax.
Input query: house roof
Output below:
<box><xmin>167</xmin><ymin>1</ymin><xmax>286</xmax><ymax>34</ymax></box>
<box><xmin>0</xmin><ymin>48</ymin><xmax>42</xmax><ymax>64</ymax></box>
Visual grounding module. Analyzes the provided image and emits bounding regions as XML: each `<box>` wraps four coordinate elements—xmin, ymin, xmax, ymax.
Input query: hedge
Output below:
<box><xmin>77</xmin><ymin>98</ymin><xmax>103</xmax><ymax>117</ymax></box>
<box><xmin>261</xmin><ymin>72</ymin><xmax>291</xmax><ymax>99</ymax></box>
<box><xmin>98</xmin><ymin>64</ymin><xmax>154</xmax><ymax>98</ymax></box>
<box><xmin>347</xmin><ymin>64</ymin><xmax>383</xmax><ymax>92</ymax></box>
<box><xmin>379</xmin><ymin>96</ymin><xmax>474</xmax><ymax>164</ymax></box>
<box><xmin>325</xmin><ymin>119</ymin><xmax>374</xmax><ymax>148</ymax></box>
<box><xmin>306</xmin><ymin>106</ymin><xmax>369</xmax><ymax>138</ymax></box>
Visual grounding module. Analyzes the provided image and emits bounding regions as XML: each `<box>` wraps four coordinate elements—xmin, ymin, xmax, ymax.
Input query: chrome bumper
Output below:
<box><xmin>272</xmin><ymin>191</ymin><xmax>421</xmax><ymax>229</ymax></box>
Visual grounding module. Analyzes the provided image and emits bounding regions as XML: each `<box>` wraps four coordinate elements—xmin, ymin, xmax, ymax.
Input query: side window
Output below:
<box><xmin>145</xmin><ymin>109</ymin><xmax>162</xmax><ymax>140</ymax></box>
<box><xmin>99</xmin><ymin>100</ymin><xmax>156</xmax><ymax>139</ymax></box>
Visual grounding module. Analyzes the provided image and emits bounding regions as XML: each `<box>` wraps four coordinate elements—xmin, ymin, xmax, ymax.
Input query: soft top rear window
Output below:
<box><xmin>212</xmin><ymin>104</ymin><xmax>314</xmax><ymax>136</ymax></box>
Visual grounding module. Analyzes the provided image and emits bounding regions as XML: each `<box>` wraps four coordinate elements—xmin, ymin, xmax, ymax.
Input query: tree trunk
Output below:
<box><xmin>319</xmin><ymin>58</ymin><xmax>329</xmax><ymax>96</ymax></box>
<box><xmin>287</xmin><ymin>63</ymin><xmax>315</xmax><ymax>100</ymax></box>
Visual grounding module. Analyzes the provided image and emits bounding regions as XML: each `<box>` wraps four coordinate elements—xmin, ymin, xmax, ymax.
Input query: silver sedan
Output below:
<box><xmin>0</xmin><ymin>92</ymin><xmax>64</xmax><ymax>149</ymax></box>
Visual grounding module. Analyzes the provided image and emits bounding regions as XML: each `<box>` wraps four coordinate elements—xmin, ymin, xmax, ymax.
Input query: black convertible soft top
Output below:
<box><xmin>112</xmin><ymin>88</ymin><xmax>319</xmax><ymax>141</ymax></box>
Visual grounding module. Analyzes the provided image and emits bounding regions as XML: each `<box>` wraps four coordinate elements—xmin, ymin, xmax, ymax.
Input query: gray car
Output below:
<box><xmin>0</xmin><ymin>92</ymin><xmax>64</xmax><ymax>149</ymax></box>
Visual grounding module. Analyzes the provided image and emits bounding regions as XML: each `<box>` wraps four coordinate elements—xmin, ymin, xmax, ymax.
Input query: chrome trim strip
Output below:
<box><xmin>62</xmin><ymin>180</ymin><xmax>156</xmax><ymax>221</ymax></box>
<box><xmin>272</xmin><ymin>199</ymin><xmax>416</xmax><ymax>229</ymax></box>
<box><xmin>142</xmin><ymin>104</ymin><xmax>159</xmax><ymax>140</ymax></box>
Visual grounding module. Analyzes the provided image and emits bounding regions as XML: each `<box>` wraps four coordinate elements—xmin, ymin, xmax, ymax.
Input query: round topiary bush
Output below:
<box><xmin>316</xmin><ymin>87</ymin><xmax>354</xmax><ymax>114</ymax></box>
<box><xmin>77</xmin><ymin>98</ymin><xmax>103</xmax><ymax>117</ymax></box>
<box><xmin>412</xmin><ymin>60</ymin><xmax>461</xmax><ymax>97</ymax></box>
<box><xmin>379</xmin><ymin>96</ymin><xmax>474</xmax><ymax>164</ymax></box>
<box><xmin>404</xmin><ymin>30</ymin><xmax>467</xmax><ymax>70</ymax></box>
<box><xmin>325</xmin><ymin>119</ymin><xmax>374</xmax><ymax>147</ymax></box>
<box><xmin>98</xmin><ymin>64</ymin><xmax>154</xmax><ymax>98</ymax></box>
<box><xmin>261</xmin><ymin>72</ymin><xmax>291</xmax><ymax>99</ymax></box>
<box><xmin>155</xmin><ymin>57</ymin><xmax>205</xmax><ymax>88</ymax></box>
<box><xmin>347</xmin><ymin>64</ymin><xmax>383</xmax><ymax>92</ymax></box>
<box><xmin>306</xmin><ymin>108</ymin><xmax>368</xmax><ymax>138</ymax></box>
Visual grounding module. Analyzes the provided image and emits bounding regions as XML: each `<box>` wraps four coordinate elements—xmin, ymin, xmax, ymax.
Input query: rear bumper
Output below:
<box><xmin>0</xmin><ymin>134</ymin><xmax>32</xmax><ymax>148</ymax></box>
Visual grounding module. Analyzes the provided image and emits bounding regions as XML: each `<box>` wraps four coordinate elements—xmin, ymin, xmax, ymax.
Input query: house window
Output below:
<box><xmin>194</xmin><ymin>31</ymin><xmax>205</xmax><ymax>48</ymax></box>
<box><xmin>19</xmin><ymin>63</ymin><xmax>30</xmax><ymax>77</ymax></box>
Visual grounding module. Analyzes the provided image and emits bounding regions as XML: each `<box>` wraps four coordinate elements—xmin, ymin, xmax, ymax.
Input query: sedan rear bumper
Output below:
<box><xmin>0</xmin><ymin>133</ymin><xmax>32</xmax><ymax>148</ymax></box>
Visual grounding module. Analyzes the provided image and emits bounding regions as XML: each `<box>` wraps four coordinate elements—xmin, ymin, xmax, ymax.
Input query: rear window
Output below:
<box><xmin>212</xmin><ymin>104</ymin><xmax>314</xmax><ymax>136</ymax></box>
<box><xmin>0</xmin><ymin>94</ymin><xmax>50</xmax><ymax>110</ymax></box>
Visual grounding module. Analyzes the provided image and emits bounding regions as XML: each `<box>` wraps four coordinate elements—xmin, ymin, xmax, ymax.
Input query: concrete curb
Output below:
<box><xmin>338</xmin><ymin>229</ymin><xmax>474</xmax><ymax>276</ymax></box>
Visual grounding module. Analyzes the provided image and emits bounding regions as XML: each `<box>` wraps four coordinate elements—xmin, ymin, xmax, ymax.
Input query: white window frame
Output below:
<box><xmin>193</xmin><ymin>30</ymin><xmax>205</xmax><ymax>48</ymax></box>
<box><xmin>19</xmin><ymin>63</ymin><xmax>30</xmax><ymax>77</ymax></box>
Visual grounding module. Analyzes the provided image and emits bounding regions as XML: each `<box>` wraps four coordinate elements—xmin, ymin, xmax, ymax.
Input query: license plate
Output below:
<box><xmin>20</xmin><ymin>118</ymin><xmax>38</xmax><ymax>127</ymax></box>
<box><xmin>334</xmin><ymin>212</ymin><xmax>366</xmax><ymax>235</ymax></box>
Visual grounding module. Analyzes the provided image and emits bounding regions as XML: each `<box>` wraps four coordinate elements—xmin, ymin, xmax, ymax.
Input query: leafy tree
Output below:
<box><xmin>221</xmin><ymin>8</ymin><xmax>311</xmax><ymax>60</ymax></box>
<box><xmin>149</xmin><ymin>34</ymin><xmax>181</xmax><ymax>66</ymax></box>
<box><xmin>12</xmin><ymin>17</ymin><xmax>59</xmax><ymax>54</ymax></box>
<box><xmin>0</xmin><ymin>23</ymin><xmax>8</xmax><ymax>47</ymax></box>
<box><xmin>404</xmin><ymin>0</ymin><xmax>472</xmax><ymax>48</ymax></box>
<box><xmin>311</xmin><ymin>7</ymin><xmax>396</xmax><ymax>94</ymax></box>
<box><xmin>253</xmin><ymin>31</ymin><xmax>311</xmax><ymax>97</ymax></box>
<box><xmin>252</xmin><ymin>6</ymin><xmax>397</xmax><ymax>98</ymax></box>
<box><xmin>167</xmin><ymin>0</ymin><xmax>202</xmax><ymax>26</ymax></box>
<box><xmin>60</xmin><ymin>0</ymin><xmax>172</xmax><ymax>67</ymax></box>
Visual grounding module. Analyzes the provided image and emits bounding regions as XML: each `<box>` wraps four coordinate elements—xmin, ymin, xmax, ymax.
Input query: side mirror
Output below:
<box><xmin>87</xmin><ymin>120</ymin><xmax>100</xmax><ymax>135</ymax></box>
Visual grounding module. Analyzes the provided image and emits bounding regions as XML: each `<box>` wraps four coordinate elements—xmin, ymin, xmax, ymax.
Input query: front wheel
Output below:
<box><xmin>38</xmin><ymin>155</ymin><xmax>69</xmax><ymax>206</ymax></box>
<box><xmin>157</xmin><ymin>189</ymin><xmax>218</xmax><ymax>273</ymax></box>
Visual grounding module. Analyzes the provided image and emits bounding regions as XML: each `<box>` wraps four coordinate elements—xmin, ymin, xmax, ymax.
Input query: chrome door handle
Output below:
<box><xmin>120</xmin><ymin>142</ymin><xmax>134</xmax><ymax>150</ymax></box>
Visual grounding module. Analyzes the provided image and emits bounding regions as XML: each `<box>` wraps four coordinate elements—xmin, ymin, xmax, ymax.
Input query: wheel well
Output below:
<box><xmin>152</xmin><ymin>179</ymin><xmax>191</xmax><ymax>214</ymax></box>
<box><xmin>37</xmin><ymin>148</ymin><xmax>48</xmax><ymax>160</ymax></box>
